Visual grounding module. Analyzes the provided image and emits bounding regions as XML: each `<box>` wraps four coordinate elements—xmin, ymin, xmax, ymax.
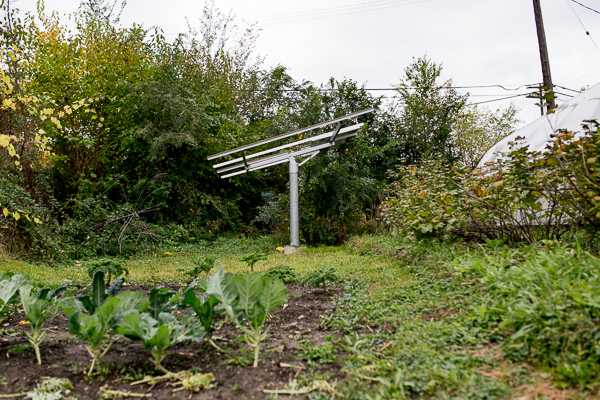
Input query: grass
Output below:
<box><xmin>1</xmin><ymin>235</ymin><xmax>597</xmax><ymax>399</ymax></box>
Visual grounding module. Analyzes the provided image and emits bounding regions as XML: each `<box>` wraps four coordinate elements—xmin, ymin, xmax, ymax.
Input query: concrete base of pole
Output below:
<box><xmin>284</xmin><ymin>245</ymin><xmax>305</xmax><ymax>255</ymax></box>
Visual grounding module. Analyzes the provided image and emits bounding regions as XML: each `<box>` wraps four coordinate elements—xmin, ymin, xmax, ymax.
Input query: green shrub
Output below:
<box><xmin>382</xmin><ymin>123</ymin><xmax>600</xmax><ymax>244</ymax></box>
<box><xmin>301</xmin><ymin>266</ymin><xmax>338</xmax><ymax>290</ymax></box>
<box><xmin>264</xmin><ymin>265</ymin><xmax>299</xmax><ymax>283</ymax></box>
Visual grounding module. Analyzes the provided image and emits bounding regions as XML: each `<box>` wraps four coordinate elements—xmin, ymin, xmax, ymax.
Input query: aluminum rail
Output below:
<box><xmin>212</xmin><ymin>123</ymin><xmax>364</xmax><ymax>169</ymax></box>
<box><xmin>216</xmin><ymin>130</ymin><xmax>360</xmax><ymax>177</ymax></box>
<box><xmin>206</xmin><ymin>108</ymin><xmax>374</xmax><ymax>161</ymax></box>
<box><xmin>219</xmin><ymin>132</ymin><xmax>358</xmax><ymax>179</ymax></box>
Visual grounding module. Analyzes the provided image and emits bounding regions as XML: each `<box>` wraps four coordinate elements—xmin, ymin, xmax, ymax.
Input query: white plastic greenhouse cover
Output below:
<box><xmin>477</xmin><ymin>82</ymin><xmax>600</xmax><ymax>167</ymax></box>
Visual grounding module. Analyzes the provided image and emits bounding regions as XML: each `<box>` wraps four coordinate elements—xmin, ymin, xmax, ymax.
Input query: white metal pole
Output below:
<box><xmin>289</xmin><ymin>156</ymin><xmax>299</xmax><ymax>246</ymax></box>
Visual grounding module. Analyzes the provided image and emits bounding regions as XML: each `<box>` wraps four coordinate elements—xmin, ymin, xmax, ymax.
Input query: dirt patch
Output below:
<box><xmin>470</xmin><ymin>346</ymin><xmax>579</xmax><ymax>400</ymax></box>
<box><xmin>421</xmin><ymin>307</ymin><xmax>459</xmax><ymax>322</ymax></box>
<box><xmin>0</xmin><ymin>284</ymin><xmax>341</xmax><ymax>399</ymax></box>
<box><xmin>513</xmin><ymin>377</ymin><xmax>578</xmax><ymax>400</ymax></box>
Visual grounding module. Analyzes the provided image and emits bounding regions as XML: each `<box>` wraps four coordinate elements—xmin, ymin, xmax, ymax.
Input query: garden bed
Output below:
<box><xmin>0</xmin><ymin>283</ymin><xmax>341</xmax><ymax>399</ymax></box>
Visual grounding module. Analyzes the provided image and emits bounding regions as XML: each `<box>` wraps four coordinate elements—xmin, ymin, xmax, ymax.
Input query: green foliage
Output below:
<box><xmin>301</xmin><ymin>266</ymin><xmax>338</xmax><ymax>290</ymax></box>
<box><xmin>298</xmin><ymin>341</ymin><xmax>337</xmax><ymax>366</ymax></box>
<box><xmin>59</xmin><ymin>290</ymin><xmax>149</xmax><ymax>375</ymax></box>
<box><xmin>240</xmin><ymin>251</ymin><xmax>268</xmax><ymax>272</ymax></box>
<box><xmin>177</xmin><ymin>255</ymin><xmax>218</xmax><ymax>281</ymax></box>
<box><xmin>85</xmin><ymin>259</ymin><xmax>129</xmax><ymax>286</ymax></box>
<box><xmin>206</xmin><ymin>266</ymin><xmax>287</xmax><ymax>367</ymax></box>
<box><xmin>77</xmin><ymin>270</ymin><xmax>125</xmax><ymax>314</ymax></box>
<box><xmin>264</xmin><ymin>265</ymin><xmax>299</xmax><ymax>283</ymax></box>
<box><xmin>146</xmin><ymin>286</ymin><xmax>177</xmax><ymax>319</ymax></box>
<box><xmin>117</xmin><ymin>311</ymin><xmax>204</xmax><ymax>373</ymax></box>
<box><xmin>383</xmin><ymin>123</ymin><xmax>600</xmax><ymax>244</ymax></box>
<box><xmin>391</xmin><ymin>56</ymin><xmax>468</xmax><ymax>165</ymax></box>
<box><xmin>19</xmin><ymin>284</ymin><xmax>66</xmax><ymax>364</ymax></box>
<box><xmin>382</xmin><ymin>159</ymin><xmax>471</xmax><ymax>240</ymax></box>
<box><xmin>459</xmin><ymin>247</ymin><xmax>600</xmax><ymax>387</ymax></box>
<box><xmin>179</xmin><ymin>288</ymin><xmax>219</xmax><ymax>341</ymax></box>
<box><xmin>0</xmin><ymin>273</ymin><xmax>30</xmax><ymax>320</ymax></box>
<box><xmin>452</xmin><ymin>104</ymin><xmax>520</xmax><ymax>169</ymax></box>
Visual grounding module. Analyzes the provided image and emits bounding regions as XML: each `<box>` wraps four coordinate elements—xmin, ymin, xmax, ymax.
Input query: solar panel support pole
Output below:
<box><xmin>289</xmin><ymin>156</ymin><xmax>300</xmax><ymax>246</ymax></box>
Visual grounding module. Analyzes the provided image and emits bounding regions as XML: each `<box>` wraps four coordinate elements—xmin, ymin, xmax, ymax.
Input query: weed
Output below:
<box><xmin>264</xmin><ymin>265</ymin><xmax>299</xmax><ymax>283</ymax></box>
<box><xmin>299</xmin><ymin>341</ymin><xmax>337</xmax><ymax>366</ymax></box>
<box><xmin>240</xmin><ymin>251</ymin><xmax>268</xmax><ymax>272</ymax></box>
<box><xmin>8</xmin><ymin>343</ymin><xmax>34</xmax><ymax>355</ymax></box>
<box><xmin>301</xmin><ymin>266</ymin><xmax>338</xmax><ymax>290</ymax></box>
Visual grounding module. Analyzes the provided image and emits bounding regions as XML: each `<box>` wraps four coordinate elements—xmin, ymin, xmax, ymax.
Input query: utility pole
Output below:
<box><xmin>532</xmin><ymin>0</ymin><xmax>556</xmax><ymax>113</ymax></box>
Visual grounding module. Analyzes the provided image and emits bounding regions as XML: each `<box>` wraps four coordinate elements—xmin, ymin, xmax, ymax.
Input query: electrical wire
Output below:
<box><xmin>570</xmin><ymin>0</ymin><xmax>600</xmax><ymax>15</ymax></box>
<box><xmin>254</xmin><ymin>0</ymin><xmax>426</xmax><ymax>22</ymax></box>
<box><xmin>471</xmin><ymin>94</ymin><xmax>528</xmax><ymax>105</ymax></box>
<box><xmin>565</xmin><ymin>0</ymin><xmax>600</xmax><ymax>54</ymax></box>
<box><xmin>258</xmin><ymin>0</ymin><xmax>432</xmax><ymax>25</ymax></box>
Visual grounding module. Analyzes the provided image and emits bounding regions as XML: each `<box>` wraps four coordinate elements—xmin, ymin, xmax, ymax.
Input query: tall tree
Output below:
<box><xmin>392</xmin><ymin>56</ymin><xmax>467</xmax><ymax>164</ymax></box>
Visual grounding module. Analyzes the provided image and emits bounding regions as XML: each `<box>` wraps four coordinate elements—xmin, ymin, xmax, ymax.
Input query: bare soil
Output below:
<box><xmin>0</xmin><ymin>284</ymin><xmax>341</xmax><ymax>399</ymax></box>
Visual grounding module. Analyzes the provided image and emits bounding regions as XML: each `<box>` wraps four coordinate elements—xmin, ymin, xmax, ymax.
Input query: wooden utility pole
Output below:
<box><xmin>533</xmin><ymin>0</ymin><xmax>556</xmax><ymax>113</ymax></box>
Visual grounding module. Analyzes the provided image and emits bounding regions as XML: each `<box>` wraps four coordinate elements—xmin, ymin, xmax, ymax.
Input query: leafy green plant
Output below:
<box><xmin>0</xmin><ymin>273</ymin><xmax>30</xmax><ymax>321</ymax></box>
<box><xmin>264</xmin><ymin>265</ymin><xmax>299</xmax><ymax>283</ymax></box>
<box><xmin>301</xmin><ymin>267</ymin><xmax>339</xmax><ymax>290</ymax></box>
<box><xmin>299</xmin><ymin>341</ymin><xmax>337</xmax><ymax>366</ymax></box>
<box><xmin>117</xmin><ymin>311</ymin><xmax>204</xmax><ymax>374</ymax></box>
<box><xmin>179</xmin><ymin>288</ymin><xmax>220</xmax><ymax>349</ymax></box>
<box><xmin>178</xmin><ymin>255</ymin><xmax>219</xmax><ymax>281</ymax></box>
<box><xmin>147</xmin><ymin>286</ymin><xmax>177</xmax><ymax>319</ymax></box>
<box><xmin>59</xmin><ymin>290</ymin><xmax>149</xmax><ymax>375</ymax></box>
<box><xmin>19</xmin><ymin>284</ymin><xmax>66</xmax><ymax>364</ymax></box>
<box><xmin>206</xmin><ymin>266</ymin><xmax>287</xmax><ymax>367</ymax></box>
<box><xmin>240</xmin><ymin>251</ymin><xmax>268</xmax><ymax>272</ymax></box>
<box><xmin>77</xmin><ymin>270</ymin><xmax>125</xmax><ymax>314</ymax></box>
<box><xmin>85</xmin><ymin>259</ymin><xmax>129</xmax><ymax>288</ymax></box>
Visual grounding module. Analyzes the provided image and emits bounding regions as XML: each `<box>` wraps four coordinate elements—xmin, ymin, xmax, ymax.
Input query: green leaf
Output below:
<box><xmin>206</xmin><ymin>266</ymin><xmax>237</xmax><ymax>319</ymax></box>
<box><xmin>147</xmin><ymin>286</ymin><xmax>176</xmax><ymax>319</ymax></box>
<box><xmin>232</xmin><ymin>273</ymin><xmax>264</xmax><ymax>316</ymax></box>
<box><xmin>114</xmin><ymin>290</ymin><xmax>149</xmax><ymax>317</ymax></box>
<box><xmin>259</xmin><ymin>277</ymin><xmax>287</xmax><ymax>314</ymax></box>
<box><xmin>91</xmin><ymin>271</ymin><xmax>107</xmax><ymax>309</ymax></box>
<box><xmin>0</xmin><ymin>274</ymin><xmax>30</xmax><ymax>309</ymax></box>
<box><xmin>58</xmin><ymin>296</ymin><xmax>83</xmax><ymax>319</ymax></box>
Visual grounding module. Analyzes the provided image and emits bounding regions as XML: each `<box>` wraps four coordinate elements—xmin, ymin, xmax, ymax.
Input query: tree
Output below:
<box><xmin>452</xmin><ymin>104</ymin><xmax>521</xmax><ymax>169</ymax></box>
<box><xmin>391</xmin><ymin>56</ymin><xmax>467</xmax><ymax>165</ymax></box>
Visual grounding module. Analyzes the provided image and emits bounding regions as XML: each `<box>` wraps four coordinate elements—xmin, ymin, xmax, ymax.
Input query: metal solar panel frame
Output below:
<box><xmin>207</xmin><ymin>108</ymin><xmax>375</xmax><ymax>248</ymax></box>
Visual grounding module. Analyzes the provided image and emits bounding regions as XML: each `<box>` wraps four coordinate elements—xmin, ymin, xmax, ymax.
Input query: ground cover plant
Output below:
<box><xmin>0</xmin><ymin>235</ymin><xmax>597</xmax><ymax>399</ymax></box>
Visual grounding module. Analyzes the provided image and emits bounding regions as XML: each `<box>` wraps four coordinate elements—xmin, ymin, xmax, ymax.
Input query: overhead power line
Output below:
<box><xmin>570</xmin><ymin>0</ymin><xmax>600</xmax><ymax>15</ymax></box>
<box><xmin>565</xmin><ymin>0</ymin><xmax>600</xmax><ymax>54</ymax></box>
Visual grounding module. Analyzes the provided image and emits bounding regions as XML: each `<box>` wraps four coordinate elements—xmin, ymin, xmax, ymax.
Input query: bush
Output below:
<box><xmin>382</xmin><ymin>123</ymin><xmax>600</xmax><ymax>244</ymax></box>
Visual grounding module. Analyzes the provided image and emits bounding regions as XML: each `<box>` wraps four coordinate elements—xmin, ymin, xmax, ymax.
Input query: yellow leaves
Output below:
<box><xmin>0</xmin><ymin>134</ymin><xmax>9</xmax><ymax>148</ymax></box>
<box><xmin>2</xmin><ymin>98</ymin><xmax>16</xmax><ymax>110</ymax></box>
<box><xmin>42</xmin><ymin>107</ymin><xmax>54</xmax><ymax>116</ymax></box>
<box><xmin>13</xmin><ymin>212</ymin><xmax>20</xmax><ymax>221</ymax></box>
<box><xmin>0</xmin><ymin>71</ymin><xmax>9</xmax><ymax>85</ymax></box>
<box><xmin>50</xmin><ymin>116</ymin><xmax>62</xmax><ymax>129</ymax></box>
<box><xmin>2</xmin><ymin>208</ymin><xmax>8</xmax><ymax>218</ymax></box>
<box><xmin>0</xmin><ymin>71</ymin><xmax>13</xmax><ymax>94</ymax></box>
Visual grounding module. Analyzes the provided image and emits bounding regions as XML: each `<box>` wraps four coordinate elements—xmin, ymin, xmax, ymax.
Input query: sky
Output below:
<box><xmin>12</xmin><ymin>0</ymin><xmax>600</xmax><ymax>126</ymax></box>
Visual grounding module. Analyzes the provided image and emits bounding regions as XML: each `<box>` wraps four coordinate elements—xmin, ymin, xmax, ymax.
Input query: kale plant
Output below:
<box><xmin>19</xmin><ymin>284</ymin><xmax>66</xmax><ymax>364</ymax></box>
<box><xmin>301</xmin><ymin>266</ymin><xmax>339</xmax><ymax>290</ymax></box>
<box><xmin>240</xmin><ymin>251</ymin><xmax>267</xmax><ymax>272</ymax></box>
<box><xmin>207</xmin><ymin>266</ymin><xmax>287</xmax><ymax>367</ymax></box>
